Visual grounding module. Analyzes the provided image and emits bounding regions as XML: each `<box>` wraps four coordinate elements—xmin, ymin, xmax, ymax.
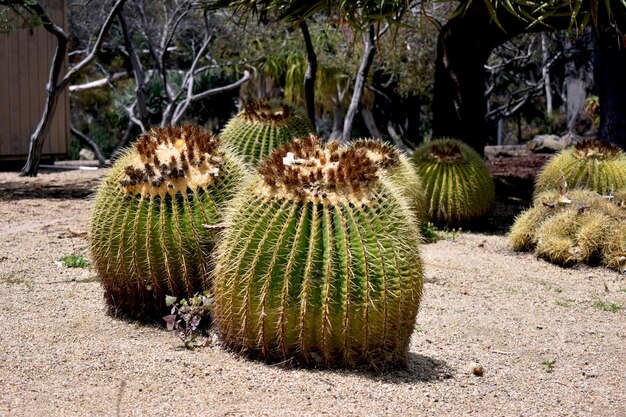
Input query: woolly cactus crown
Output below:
<box><xmin>120</xmin><ymin>125</ymin><xmax>225</xmax><ymax>197</ymax></box>
<box><xmin>220</xmin><ymin>99</ymin><xmax>314</xmax><ymax>166</ymax></box>
<box><xmin>257</xmin><ymin>135</ymin><xmax>379</xmax><ymax>204</ymax></box>
<box><xmin>535</xmin><ymin>139</ymin><xmax>626</xmax><ymax>195</ymax></box>
<box><xmin>346</xmin><ymin>138</ymin><xmax>427</xmax><ymax>220</ymax></box>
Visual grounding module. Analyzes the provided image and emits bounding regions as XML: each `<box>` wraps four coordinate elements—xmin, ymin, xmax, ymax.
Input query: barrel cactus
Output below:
<box><xmin>510</xmin><ymin>189</ymin><xmax>626</xmax><ymax>268</ymax></box>
<box><xmin>90</xmin><ymin>125</ymin><xmax>246</xmax><ymax>319</ymax></box>
<box><xmin>412</xmin><ymin>138</ymin><xmax>495</xmax><ymax>225</ymax></box>
<box><xmin>602</xmin><ymin>220</ymin><xmax>626</xmax><ymax>273</ymax></box>
<box><xmin>213</xmin><ymin>135</ymin><xmax>424</xmax><ymax>368</ymax></box>
<box><xmin>346</xmin><ymin>139</ymin><xmax>426</xmax><ymax>221</ymax></box>
<box><xmin>220</xmin><ymin>99</ymin><xmax>315</xmax><ymax>166</ymax></box>
<box><xmin>534</xmin><ymin>139</ymin><xmax>626</xmax><ymax>196</ymax></box>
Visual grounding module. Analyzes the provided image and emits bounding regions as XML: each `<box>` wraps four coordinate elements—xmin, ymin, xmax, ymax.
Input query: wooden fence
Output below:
<box><xmin>0</xmin><ymin>0</ymin><xmax>69</xmax><ymax>161</ymax></box>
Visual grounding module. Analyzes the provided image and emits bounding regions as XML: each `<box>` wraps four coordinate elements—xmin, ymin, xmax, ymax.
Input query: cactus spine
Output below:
<box><xmin>90</xmin><ymin>125</ymin><xmax>246</xmax><ymax>319</ymax></box>
<box><xmin>535</xmin><ymin>139</ymin><xmax>626</xmax><ymax>196</ymax></box>
<box><xmin>213</xmin><ymin>136</ymin><xmax>424</xmax><ymax>368</ymax></box>
<box><xmin>347</xmin><ymin>139</ymin><xmax>427</xmax><ymax>221</ymax></box>
<box><xmin>220</xmin><ymin>99</ymin><xmax>315</xmax><ymax>166</ymax></box>
<box><xmin>412</xmin><ymin>138</ymin><xmax>495</xmax><ymax>225</ymax></box>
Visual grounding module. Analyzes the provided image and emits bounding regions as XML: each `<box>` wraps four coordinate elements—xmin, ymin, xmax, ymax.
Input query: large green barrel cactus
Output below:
<box><xmin>213</xmin><ymin>136</ymin><xmax>424</xmax><ymax>368</ymax></box>
<box><xmin>535</xmin><ymin>139</ymin><xmax>626</xmax><ymax>196</ymax></box>
<box><xmin>346</xmin><ymin>139</ymin><xmax>427</xmax><ymax>221</ymax></box>
<box><xmin>412</xmin><ymin>138</ymin><xmax>495</xmax><ymax>225</ymax></box>
<box><xmin>90</xmin><ymin>125</ymin><xmax>246</xmax><ymax>319</ymax></box>
<box><xmin>220</xmin><ymin>99</ymin><xmax>314</xmax><ymax>166</ymax></box>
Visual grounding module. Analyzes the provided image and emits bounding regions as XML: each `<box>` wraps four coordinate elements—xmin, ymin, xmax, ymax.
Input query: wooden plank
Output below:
<box><xmin>8</xmin><ymin>27</ymin><xmax>22</xmax><ymax>155</ymax></box>
<box><xmin>0</xmin><ymin>35</ymin><xmax>11</xmax><ymax>156</ymax></box>
<box><xmin>18</xmin><ymin>27</ymin><xmax>32</xmax><ymax>155</ymax></box>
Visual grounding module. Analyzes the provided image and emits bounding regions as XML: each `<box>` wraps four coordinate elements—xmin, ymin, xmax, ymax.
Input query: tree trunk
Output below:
<box><xmin>595</xmin><ymin>26</ymin><xmax>626</xmax><ymax>150</ymax></box>
<box><xmin>541</xmin><ymin>33</ymin><xmax>554</xmax><ymax>116</ymax></box>
<box><xmin>342</xmin><ymin>25</ymin><xmax>376</xmax><ymax>143</ymax></box>
<box><xmin>432</xmin><ymin>3</ymin><xmax>522</xmax><ymax>155</ymax></box>
<box><xmin>299</xmin><ymin>20</ymin><xmax>317</xmax><ymax>128</ymax></box>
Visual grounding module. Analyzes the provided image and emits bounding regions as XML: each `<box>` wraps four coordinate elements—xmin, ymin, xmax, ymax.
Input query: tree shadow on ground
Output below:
<box><xmin>0</xmin><ymin>175</ymin><xmax>100</xmax><ymax>201</ymax></box>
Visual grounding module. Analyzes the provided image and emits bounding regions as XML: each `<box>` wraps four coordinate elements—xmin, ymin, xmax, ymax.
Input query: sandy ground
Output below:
<box><xmin>0</xmin><ymin>168</ymin><xmax>624</xmax><ymax>417</ymax></box>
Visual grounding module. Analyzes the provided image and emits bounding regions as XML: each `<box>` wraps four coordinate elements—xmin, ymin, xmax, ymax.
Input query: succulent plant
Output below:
<box><xmin>213</xmin><ymin>135</ymin><xmax>424</xmax><ymax>368</ymax></box>
<box><xmin>602</xmin><ymin>220</ymin><xmax>626</xmax><ymax>273</ymax></box>
<box><xmin>510</xmin><ymin>188</ymin><xmax>626</xmax><ymax>268</ymax></box>
<box><xmin>534</xmin><ymin>208</ymin><xmax>612</xmax><ymax>266</ymax></box>
<box><xmin>534</xmin><ymin>139</ymin><xmax>626</xmax><ymax>196</ymax></box>
<box><xmin>346</xmin><ymin>139</ymin><xmax>426</xmax><ymax>221</ymax></box>
<box><xmin>219</xmin><ymin>99</ymin><xmax>315</xmax><ymax>166</ymax></box>
<box><xmin>90</xmin><ymin>125</ymin><xmax>246</xmax><ymax>319</ymax></box>
<box><xmin>411</xmin><ymin>138</ymin><xmax>495</xmax><ymax>225</ymax></box>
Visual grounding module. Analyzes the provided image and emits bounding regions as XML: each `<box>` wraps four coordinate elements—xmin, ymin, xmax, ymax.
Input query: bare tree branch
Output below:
<box><xmin>342</xmin><ymin>25</ymin><xmax>377</xmax><ymax>143</ymax></box>
<box><xmin>20</xmin><ymin>0</ymin><xmax>128</xmax><ymax>176</ymax></box>
<box><xmin>69</xmin><ymin>72</ymin><xmax>126</xmax><ymax>92</ymax></box>
<box><xmin>118</xmin><ymin>8</ymin><xmax>150</xmax><ymax>130</ymax></box>
<box><xmin>70</xmin><ymin>127</ymin><xmax>106</xmax><ymax>165</ymax></box>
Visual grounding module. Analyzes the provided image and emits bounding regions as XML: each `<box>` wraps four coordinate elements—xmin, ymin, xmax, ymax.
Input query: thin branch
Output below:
<box><xmin>299</xmin><ymin>20</ymin><xmax>317</xmax><ymax>127</ymax></box>
<box><xmin>118</xmin><ymin>8</ymin><xmax>150</xmax><ymax>130</ymax></box>
<box><xmin>56</xmin><ymin>0</ymin><xmax>128</xmax><ymax>92</ymax></box>
<box><xmin>70</xmin><ymin>127</ymin><xmax>106</xmax><ymax>165</ymax></box>
<box><xmin>342</xmin><ymin>25</ymin><xmax>377</xmax><ymax>143</ymax></box>
<box><xmin>170</xmin><ymin>70</ymin><xmax>251</xmax><ymax>125</ymax></box>
<box><xmin>69</xmin><ymin>72</ymin><xmax>126</xmax><ymax>92</ymax></box>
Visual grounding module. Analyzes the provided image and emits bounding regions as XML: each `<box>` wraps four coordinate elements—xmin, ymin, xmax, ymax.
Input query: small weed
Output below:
<box><xmin>620</xmin><ymin>288</ymin><xmax>626</xmax><ymax>294</ymax></box>
<box><xmin>555</xmin><ymin>298</ymin><xmax>574</xmax><ymax>307</ymax></box>
<box><xmin>542</xmin><ymin>359</ymin><xmax>556</xmax><ymax>373</ymax></box>
<box><xmin>438</xmin><ymin>226</ymin><xmax>462</xmax><ymax>241</ymax></box>
<box><xmin>554</xmin><ymin>287</ymin><xmax>563</xmax><ymax>293</ymax></box>
<box><xmin>604</xmin><ymin>283</ymin><xmax>609</xmax><ymax>293</ymax></box>
<box><xmin>592</xmin><ymin>300</ymin><xmax>623</xmax><ymax>313</ymax></box>
<box><xmin>506</xmin><ymin>287</ymin><xmax>518</xmax><ymax>294</ymax></box>
<box><xmin>58</xmin><ymin>254</ymin><xmax>90</xmax><ymax>268</ymax></box>
<box><xmin>163</xmin><ymin>292</ymin><xmax>213</xmax><ymax>349</ymax></box>
<box><xmin>415</xmin><ymin>326</ymin><xmax>425</xmax><ymax>334</ymax></box>
<box><xmin>420</xmin><ymin>222</ymin><xmax>439</xmax><ymax>243</ymax></box>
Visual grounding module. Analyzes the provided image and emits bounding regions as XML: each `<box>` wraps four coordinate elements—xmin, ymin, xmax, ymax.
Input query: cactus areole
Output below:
<box><xmin>220</xmin><ymin>99</ymin><xmax>315</xmax><ymax>166</ymax></box>
<box><xmin>213</xmin><ymin>136</ymin><xmax>424</xmax><ymax>368</ymax></box>
<box><xmin>90</xmin><ymin>125</ymin><xmax>245</xmax><ymax>320</ymax></box>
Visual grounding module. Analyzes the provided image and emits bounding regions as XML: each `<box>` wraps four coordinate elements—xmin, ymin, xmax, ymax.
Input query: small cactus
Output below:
<box><xmin>220</xmin><ymin>99</ymin><xmax>315</xmax><ymax>166</ymax></box>
<box><xmin>90</xmin><ymin>125</ymin><xmax>246</xmax><ymax>319</ymax></box>
<box><xmin>535</xmin><ymin>139</ymin><xmax>626</xmax><ymax>196</ymax></box>
<box><xmin>412</xmin><ymin>138</ymin><xmax>495</xmax><ymax>225</ymax></box>
<box><xmin>346</xmin><ymin>139</ymin><xmax>426</xmax><ymax>221</ymax></box>
<box><xmin>213</xmin><ymin>135</ymin><xmax>424</xmax><ymax>368</ymax></box>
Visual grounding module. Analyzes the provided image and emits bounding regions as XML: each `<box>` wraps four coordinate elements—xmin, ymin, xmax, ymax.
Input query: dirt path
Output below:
<box><xmin>0</xmin><ymin>170</ymin><xmax>624</xmax><ymax>416</ymax></box>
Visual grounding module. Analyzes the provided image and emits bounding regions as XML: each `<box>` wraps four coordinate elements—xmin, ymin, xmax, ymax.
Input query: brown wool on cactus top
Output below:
<box><xmin>427</xmin><ymin>140</ymin><xmax>464</xmax><ymax>162</ymax></box>
<box><xmin>120</xmin><ymin>125</ymin><xmax>224</xmax><ymax>198</ymax></box>
<box><xmin>352</xmin><ymin>139</ymin><xmax>400</xmax><ymax>169</ymax></box>
<box><xmin>243</xmin><ymin>100</ymin><xmax>291</xmax><ymax>124</ymax></box>
<box><xmin>257</xmin><ymin>135</ymin><xmax>380</xmax><ymax>204</ymax></box>
<box><xmin>573</xmin><ymin>139</ymin><xmax>622</xmax><ymax>160</ymax></box>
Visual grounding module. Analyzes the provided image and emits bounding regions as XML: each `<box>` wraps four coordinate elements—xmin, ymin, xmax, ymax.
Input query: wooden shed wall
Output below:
<box><xmin>0</xmin><ymin>0</ymin><xmax>69</xmax><ymax>161</ymax></box>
